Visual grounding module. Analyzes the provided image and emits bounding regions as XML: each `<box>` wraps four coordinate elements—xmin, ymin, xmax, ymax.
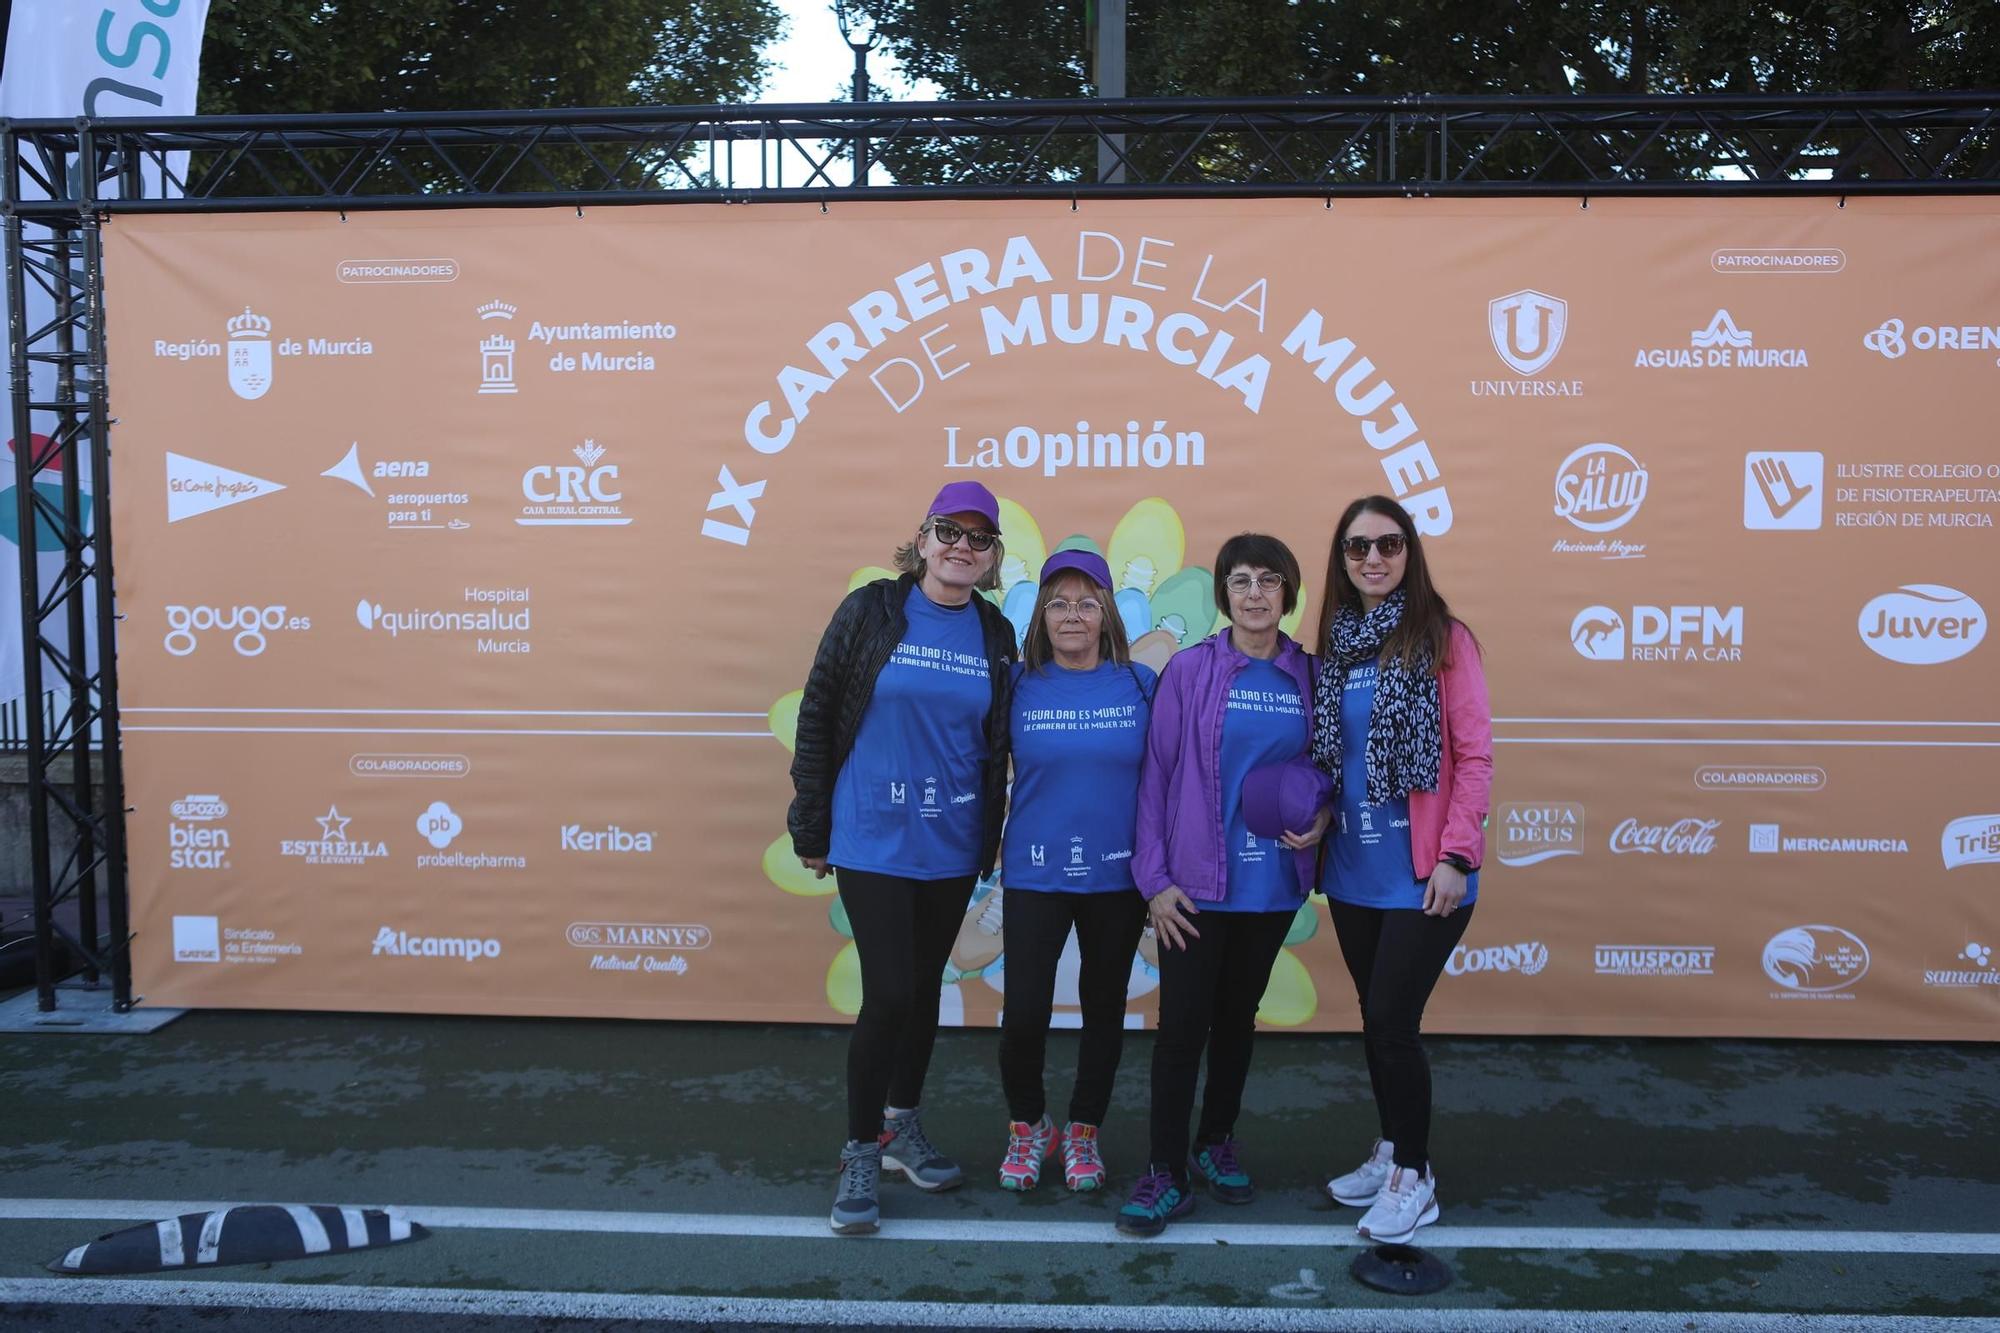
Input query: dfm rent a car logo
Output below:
<box><xmin>163</xmin><ymin>603</ymin><xmax>310</xmax><ymax>657</ymax></box>
<box><xmin>1445</xmin><ymin>941</ymin><xmax>1549</xmax><ymax>977</ymax></box>
<box><xmin>1857</xmin><ymin>585</ymin><xmax>1985</xmax><ymax>664</ymax></box>
<box><xmin>1553</xmin><ymin>444</ymin><xmax>1648</xmax><ymax>533</ymax></box>
<box><xmin>1763</xmin><ymin>925</ymin><xmax>1869</xmax><ymax>996</ymax></box>
<box><xmin>1571</xmin><ymin>605</ymin><xmax>1743</xmax><ymax>662</ymax></box>
<box><xmin>1488</xmin><ymin>290</ymin><xmax>1568</xmax><ymax>376</ymax></box>
<box><xmin>1942</xmin><ymin>814</ymin><xmax>2000</xmax><ymax>869</ymax></box>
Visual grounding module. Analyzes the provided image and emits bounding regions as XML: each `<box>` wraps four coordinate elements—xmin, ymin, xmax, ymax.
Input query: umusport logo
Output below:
<box><xmin>1763</xmin><ymin>925</ymin><xmax>1869</xmax><ymax>997</ymax></box>
<box><xmin>371</xmin><ymin>927</ymin><xmax>500</xmax><ymax>961</ymax></box>
<box><xmin>1595</xmin><ymin>945</ymin><xmax>1715</xmax><ymax>977</ymax></box>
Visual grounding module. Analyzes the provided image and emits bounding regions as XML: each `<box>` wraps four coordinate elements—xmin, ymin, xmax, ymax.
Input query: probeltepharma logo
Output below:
<box><xmin>1444</xmin><ymin>941</ymin><xmax>1549</xmax><ymax>977</ymax></box>
<box><xmin>1571</xmin><ymin>605</ymin><xmax>1743</xmax><ymax>663</ymax></box>
<box><xmin>1863</xmin><ymin>318</ymin><xmax>2000</xmax><ymax>365</ymax></box>
<box><xmin>1743</xmin><ymin>451</ymin><xmax>1823</xmax><ymax>530</ymax></box>
<box><xmin>414</xmin><ymin>801</ymin><xmax>527</xmax><ymax>872</ymax></box>
<box><xmin>355</xmin><ymin>587</ymin><xmax>531</xmax><ymax>655</ymax></box>
<box><xmin>477</xmin><ymin>300</ymin><xmax>519</xmax><ymax>394</ymax></box>
<box><xmin>1496</xmin><ymin>802</ymin><xmax>1585</xmax><ymax>867</ymax></box>
<box><xmin>1857</xmin><ymin>585</ymin><xmax>1985</xmax><ymax>665</ymax></box>
<box><xmin>164</xmin><ymin>603</ymin><xmax>310</xmax><ymax>657</ymax></box>
<box><xmin>166</xmin><ymin>452</ymin><xmax>286</xmax><ymax>523</ymax></box>
<box><xmin>168</xmin><ymin>794</ymin><xmax>231</xmax><ymax>871</ymax></box>
<box><xmin>1551</xmin><ymin>444</ymin><xmax>1647</xmax><ymax>557</ymax></box>
<box><xmin>1764</xmin><ymin>924</ymin><xmax>1870</xmax><ymax>1000</ymax></box>
<box><xmin>371</xmin><ymin>926</ymin><xmax>502</xmax><ymax>961</ymax></box>
<box><xmin>225</xmin><ymin>306</ymin><xmax>274</xmax><ymax>400</ymax></box>
<box><xmin>1635</xmin><ymin>310</ymin><xmax>1809</xmax><ymax>370</ymax></box>
<box><xmin>519</xmin><ymin>440</ymin><xmax>631</xmax><ymax>526</ymax></box>
<box><xmin>1925</xmin><ymin>942</ymin><xmax>1999</xmax><ymax>989</ymax></box>
<box><xmin>417</xmin><ymin>801</ymin><xmax>464</xmax><ymax>850</ymax></box>
<box><xmin>559</xmin><ymin>824</ymin><xmax>656</xmax><ymax>853</ymax></box>
<box><xmin>1594</xmin><ymin>945</ymin><xmax>1715</xmax><ymax>977</ymax></box>
<box><xmin>1942</xmin><ymin>814</ymin><xmax>2000</xmax><ymax>869</ymax></box>
<box><xmin>172</xmin><ymin>914</ymin><xmax>221</xmax><ymax>963</ymax></box>
<box><xmin>279</xmin><ymin>805</ymin><xmax>390</xmax><ymax>866</ymax></box>
<box><xmin>1747</xmin><ymin>823</ymin><xmax>1908</xmax><ymax>855</ymax></box>
<box><xmin>1609</xmin><ymin>818</ymin><xmax>1719</xmax><ymax>856</ymax></box>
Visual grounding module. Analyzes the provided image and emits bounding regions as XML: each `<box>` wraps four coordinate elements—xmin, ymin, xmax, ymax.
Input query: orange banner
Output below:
<box><xmin>106</xmin><ymin>198</ymin><xmax>2000</xmax><ymax>1037</ymax></box>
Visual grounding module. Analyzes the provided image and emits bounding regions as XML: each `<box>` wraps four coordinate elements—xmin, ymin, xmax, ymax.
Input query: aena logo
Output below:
<box><xmin>1553</xmin><ymin>444</ymin><xmax>1647</xmax><ymax>533</ymax></box>
<box><xmin>1488</xmin><ymin>290</ymin><xmax>1568</xmax><ymax>376</ymax></box>
<box><xmin>1857</xmin><ymin>585</ymin><xmax>1985</xmax><ymax>664</ymax></box>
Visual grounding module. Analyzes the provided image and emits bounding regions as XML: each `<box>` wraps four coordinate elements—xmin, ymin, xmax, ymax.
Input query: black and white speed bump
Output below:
<box><xmin>47</xmin><ymin>1204</ymin><xmax>427</xmax><ymax>1275</ymax></box>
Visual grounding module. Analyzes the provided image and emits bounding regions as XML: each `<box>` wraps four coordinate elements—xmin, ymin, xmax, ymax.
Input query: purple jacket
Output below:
<box><xmin>1133</xmin><ymin>630</ymin><xmax>1320</xmax><ymax>903</ymax></box>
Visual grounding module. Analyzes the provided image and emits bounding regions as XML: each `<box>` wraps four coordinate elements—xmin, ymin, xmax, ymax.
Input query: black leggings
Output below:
<box><xmin>836</xmin><ymin>868</ymin><xmax>977</xmax><ymax>1143</ymax></box>
<box><xmin>998</xmin><ymin>887</ymin><xmax>1148</xmax><ymax>1127</ymax></box>
<box><xmin>1147</xmin><ymin>907</ymin><xmax>1294</xmax><ymax>1178</ymax></box>
<box><xmin>1327</xmin><ymin>899</ymin><xmax>1474</xmax><ymax>1172</ymax></box>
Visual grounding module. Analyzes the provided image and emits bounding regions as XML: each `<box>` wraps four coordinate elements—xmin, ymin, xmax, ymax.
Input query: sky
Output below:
<box><xmin>755</xmin><ymin>0</ymin><xmax>941</xmax><ymax>104</ymax></box>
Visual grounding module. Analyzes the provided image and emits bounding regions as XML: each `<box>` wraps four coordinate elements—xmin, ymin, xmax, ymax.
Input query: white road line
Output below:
<box><xmin>5</xmin><ymin>1200</ymin><xmax>1998</xmax><ymax>1255</ymax></box>
<box><xmin>1495</xmin><ymin>738</ymin><xmax>2000</xmax><ymax>748</ymax></box>
<box><xmin>123</xmin><ymin>707</ymin><xmax>771</xmax><ymax>717</ymax></box>
<box><xmin>0</xmin><ymin>1279</ymin><xmax>1985</xmax><ymax>1331</ymax></box>
<box><xmin>121</xmin><ymin>726</ymin><xmax>775</xmax><ymax>737</ymax></box>
<box><xmin>1493</xmin><ymin>717</ymin><xmax>2000</xmax><ymax>727</ymax></box>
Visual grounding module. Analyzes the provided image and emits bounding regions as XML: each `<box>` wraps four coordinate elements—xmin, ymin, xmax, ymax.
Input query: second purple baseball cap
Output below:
<box><xmin>927</xmin><ymin>481</ymin><xmax>1002</xmax><ymax>533</ymax></box>
<box><xmin>1242</xmin><ymin>759</ymin><xmax>1334</xmax><ymax>841</ymax></box>
<box><xmin>1039</xmin><ymin>549</ymin><xmax>1113</xmax><ymax>591</ymax></box>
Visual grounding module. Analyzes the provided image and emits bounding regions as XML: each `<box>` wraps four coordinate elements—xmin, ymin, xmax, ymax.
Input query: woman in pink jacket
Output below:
<box><xmin>1311</xmin><ymin>496</ymin><xmax>1492</xmax><ymax>1248</ymax></box>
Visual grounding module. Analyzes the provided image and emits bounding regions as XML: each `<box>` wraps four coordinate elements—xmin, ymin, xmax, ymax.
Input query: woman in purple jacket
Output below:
<box><xmin>1116</xmin><ymin>533</ymin><xmax>1330</xmax><ymax>1237</ymax></box>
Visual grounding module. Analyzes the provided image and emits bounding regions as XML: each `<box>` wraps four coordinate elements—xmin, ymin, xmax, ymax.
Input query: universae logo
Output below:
<box><xmin>1488</xmin><ymin>290</ymin><xmax>1568</xmax><ymax>375</ymax></box>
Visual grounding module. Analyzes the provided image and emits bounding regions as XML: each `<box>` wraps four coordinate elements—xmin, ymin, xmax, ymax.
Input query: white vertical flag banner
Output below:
<box><xmin>1</xmin><ymin>0</ymin><xmax>213</xmax><ymax>703</ymax></box>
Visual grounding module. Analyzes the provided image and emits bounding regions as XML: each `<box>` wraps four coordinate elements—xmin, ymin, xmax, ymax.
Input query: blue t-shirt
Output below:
<box><xmin>1320</xmin><ymin>661</ymin><xmax>1479</xmax><ymax>910</ymax></box>
<box><xmin>829</xmin><ymin>585</ymin><xmax>993</xmax><ymax>878</ymax></box>
<box><xmin>1003</xmin><ymin>661</ymin><xmax>1156</xmax><ymax>893</ymax></box>
<box><xmin>1213</xmin><ymin>658</ymin><xmax>1309</xmax><ymax>914</ymax></box>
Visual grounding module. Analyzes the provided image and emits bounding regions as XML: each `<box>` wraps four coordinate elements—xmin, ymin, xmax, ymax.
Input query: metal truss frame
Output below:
<box><xmin>4</xmin><ymin>92</ymin><xmax>1997</xmax><ymax>1014</ymax></box>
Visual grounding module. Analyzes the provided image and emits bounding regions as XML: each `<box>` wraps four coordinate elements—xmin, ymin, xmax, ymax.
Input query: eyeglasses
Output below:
<box><xmin>1224</xmin><ymin>572</ymin><xmax>1286</xmax><ymax>595</ymax></box>
<box><xmin>1341</xmin><ymin>533</ymin><xmax>1406</xmax><ymax>561</ymax></box>
<box><xmin>925</xmin><ymin>517</ymin><xmax>998</xmax><ymax>552</ymax></box>
<box><xmin>1044</xmin><ymin>597</ymin><xmax>1106</xmax><ymax>619</ymax></box>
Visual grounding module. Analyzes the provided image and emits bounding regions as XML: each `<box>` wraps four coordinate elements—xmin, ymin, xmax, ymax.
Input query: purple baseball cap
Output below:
<box><xmin>1242</xmin><ymin>759</ymin><xmax>1333</xmax><ymax>841</ymax></box>
<box><xmin>1039</xmin><ymin>549</ymin><xmax>1113</xmax><ymax>592</ymax></box>
<box><xmin>927</xmin><ymin>481</ymin><xmax>1002</xmax><ymax>533</ymax></box>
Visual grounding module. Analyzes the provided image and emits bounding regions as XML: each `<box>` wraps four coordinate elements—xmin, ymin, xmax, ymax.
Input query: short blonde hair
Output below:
<box><xmin>895</xmin><ymin>516</ymin><xmax>1004</xmax><ymax>593</ymax></box>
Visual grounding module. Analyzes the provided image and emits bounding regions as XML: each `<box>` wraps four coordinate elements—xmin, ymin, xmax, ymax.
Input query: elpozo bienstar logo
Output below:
<box><xmin>1857</xmin><ymin>585</ymin><xmax>1985</xmax><ymax>664</ymax></box>
<box><xmin>168</xmin><ymin>793</ymin><xmax>231</xmax><ymax>872</ymax></box>
<box><xmin>1570</xmin><ymin>605</ymin><xmax>1743</xmax><ymax>663</ymax></box>
<box><xmin>1942</xmin><ymin>814</ymin><xmax>2000</xmax><ymax>869</ymax></box>
<box><xmin>1763</xmin><ymin>924</ymin><xmax>1869</xmax><ymax>1000</ymax></box>
<box><xmin>1496</xmin><ymin>801</ymin><xmax>1585</xmax><ymax>867</ymax></box>
<box><xmin>1552</xmin><ymin>444</ymin><xmax>1647</xmax><ymax>558</ymax></box>
<box><xmin>1862</xmin><ymin>317</ymin><xmax>2000</xmax><ymax>364</ymax></box>
<box><xmin>1634</xmin><ymin>309</ymin><xmax>1809</xmax><ymax>370</ymax></box>
<box><xmin>1475</xmin><ymin>289</ymin><xmax>1580</xmax><ymax>397</ymax></box>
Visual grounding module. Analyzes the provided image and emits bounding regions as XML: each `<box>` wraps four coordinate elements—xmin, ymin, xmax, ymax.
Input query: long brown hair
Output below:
<box><xmin>1314</xmin><ymin>496</ymin><xmax>1473</xmax><ymax>670</ymax></box>
<box><xmin>1022</xmin><ymin>571</ymin><xmax>1131</xmax><ymax>670</ymax></box>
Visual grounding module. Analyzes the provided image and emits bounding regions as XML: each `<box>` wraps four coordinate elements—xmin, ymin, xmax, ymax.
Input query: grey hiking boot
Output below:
<box><xmin>831</xmin><ymin>1139</ymin><xmax>881</xmax><ymax>1234</ymax></box>
<box><xmin>879</xmin><ymin>1108</ymin><xmax>964</xmax><ymax>1191</ymax></box>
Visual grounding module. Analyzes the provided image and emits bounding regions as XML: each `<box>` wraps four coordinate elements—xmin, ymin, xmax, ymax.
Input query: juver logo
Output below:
<box><xmin>226</xmin><ymin>307</ymin><xmax>273</xmax><ymax>400</ymax></box>
<box><xmin>1489</xmin><ymin>290</ymin><xmax>1568</xmax><ymax>375</ymax></box>
<box><xmin>1857</xmin><ymin>585</ymin><xmax>1985</xmax><ymax>664</ymax></box>
<box><xmin>1942</xmin><ymin>814</ymin><xmax>2000</xmax><ymax>869</ymax></box>
<box><xmin>1763</xmin><ymin>925</ymin><xmax>1869</xmax><ymax>993</ymax></box>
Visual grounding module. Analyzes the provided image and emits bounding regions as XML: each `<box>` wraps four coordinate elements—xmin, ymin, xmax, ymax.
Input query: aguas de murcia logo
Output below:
<box><xmin>1633</xmin><ymin>310</ymin><xmax>1809</xmax><ymax>370</ymax></box>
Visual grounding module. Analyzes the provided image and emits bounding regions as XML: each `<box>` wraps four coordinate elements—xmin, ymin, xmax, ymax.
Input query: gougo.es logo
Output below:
<box><xmin>163</xmin><ymin>603</ymin><xmax>311</xmax><ymax>657</ymax></box>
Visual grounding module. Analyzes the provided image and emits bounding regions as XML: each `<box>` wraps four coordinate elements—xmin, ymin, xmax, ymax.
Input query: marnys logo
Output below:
<box><xmin>1743</xmin><ymin>451</ymin><xmax>1823</xmax><ymax>530</ymax></box>
<box><xmin>168</xmin><ymin>794</ymin><xmax>230</xmax><ymax>871</ymax></box>
<box><xmin>355</xmin><ymin>587</ymin><xmax>531</xmax><ymax>654</ymax></box>
<box><xmin>1863</xmin><ymin>318</ymin><xmax>2000</xmax><ymax>364</ymax></box>
<box><xmin>1594</xmin><ymin>945</ymin><xmax>1715</xmax><ymax>977</ymax></box>
<box><xmin>1570</xmin><ymin>605</ymin><xmax>1743</xmax><ymax>662</ymax></box>
<box><xmin>1747</xmin><ymin>823</ymin><xmax>1908</xmax><ymax>855</ymax></box>
<box><xmin>566</xmin><ymin>922</ymin><xmax>712</xmax><ymax>950</ymax></box>
<box><xmin>1857</xmin><ymin>585</ymin><xmax>1985</xmax><ymax>664</ymax></box>
<box><xmin>1763</xmin><ymin>924</ymin><xmax>1869</xmax><ymax>999</ymax></box>
<box><xmin>560</xmin><ymin>824</ymin><xmax>656</xmax><ymax>853</ymax></box>
<box><xmin>163</xmin><ymin>603</ymin><xmax>310</xmax><ymax>657</ymax></box>
<box><xmin>1445</xmin><ymin>941</ymin><xmax>1548</xmax><ymax>977</ymax></box>
<box><xmin>322</xmin><ymin>442</ymin><xmax>470</xmax><ymax>531</ymax></box>
<box><xmin>1551</xmin><ymin>444</ymin><xmax>1647</xmax><ymax>557</ymax></box>
<box><xmin>371</xmin><ymin>926</ymin><xmax>501</xmax><ymax>961</ymax></box>
<box><xmin>1925</xmin><ymin>941</ymin><xmax>1999</xmax><ymax>988</ymax></box>
<box><xmin>166</xmin><ymin>452</ymin><xmax>286</xmax><ymax>523</ymax></box>
<box><xmin>1635</xmin><ymin>310</ymin><xmax>1809</xmax><ymax>370</ymax></box>
<box><xmin>1942</xmin><ymin>814</ymin><xmax>2000</xmax><ymax>869</ymax></box>
<box><xmin>519</xmin><ymin>440</ymin><xmax>631</xmax><ymax>526</ymax></box>
<box><xmin>1609</xmin><ymin>818</ymin><xmax>1719</xmax><ymax>856</ymax></box>
<box><xmin>279</xmin><ymin>804</ymin><xmax>390</xmax><ymax>866</ymax></box>
<box><xmin>1496</xmin><ymin>802</ymin><xmax>1585</xmax><ymax>866</ymax></box>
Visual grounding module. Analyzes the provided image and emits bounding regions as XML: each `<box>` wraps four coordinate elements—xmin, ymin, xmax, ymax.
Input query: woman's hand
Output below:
<box><xmin>802</xmin><ymin>856</ymin><xmax>831</xmax><ymax>880</ymax></box>
<box><xmin>1148</xmin><ymin>887</ymin><xmax>1202</xmax><ymax>951</ymax></box>
<box><xmin>1422</xmin><ymin>861</ymin><xmax>1467</xmax><ymax>916</ymax></box>
<box><xmin>1280</xmin><ymin>805</ymin><xmax>1334</xmax><ymax>851</ymax></box>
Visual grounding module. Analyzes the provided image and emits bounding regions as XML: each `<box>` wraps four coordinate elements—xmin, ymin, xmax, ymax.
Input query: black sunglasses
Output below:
<box><xmin>926</xmin><ymin>516</ymin><xmax>999</xmax><ymax>552</ymax></box>
<box><xmin>1341</xmin><ymin>533</ymin><xmax>1407</xmax><ymax>561</ymax></box>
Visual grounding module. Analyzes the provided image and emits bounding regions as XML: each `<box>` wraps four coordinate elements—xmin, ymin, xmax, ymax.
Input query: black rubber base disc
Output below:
<box><xmin>1351</xmin><ymin>1243</ymin><xmax>1453</xmax><ymax>1295</ymax></box>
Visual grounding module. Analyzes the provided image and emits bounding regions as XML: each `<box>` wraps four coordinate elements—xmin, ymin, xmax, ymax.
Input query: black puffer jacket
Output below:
<box><xmin>788</xmin><ymin>574</ymin><xmax>1016</xmax><ymax>876</ymax></box>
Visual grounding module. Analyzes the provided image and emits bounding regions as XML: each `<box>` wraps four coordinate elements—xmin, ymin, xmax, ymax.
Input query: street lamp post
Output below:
<box><xmin>833</xmin><ymin>1</ymin><xmax>878</xmax><ymax>184</ymax></box>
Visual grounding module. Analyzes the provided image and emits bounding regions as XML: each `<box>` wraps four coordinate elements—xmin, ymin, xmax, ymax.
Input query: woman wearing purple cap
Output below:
<box><xmin>789</xmin><ymin>480</ymin><xmax>1018</xmax><ymax>1235</ymax></box>
<box><xmin>1312</xmin><ymin>496</ymin><xmax>1492</xmax><ymax>1247</ymax></box>
<box><xmin>1118</xmin><ymin>533</ymin><xmax>1331</xmax><ymax>1237</ymax></box>
<box><xmin>995</xmin><ymin>548</ymin><xmax>1157</xmax><ymax>1195</ymax></box>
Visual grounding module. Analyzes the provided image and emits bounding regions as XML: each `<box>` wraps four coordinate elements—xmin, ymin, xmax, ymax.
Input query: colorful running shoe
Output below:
<box><xmin>998</xmin><ymin>1114</ymin><xmax>1054</xmax><ymax>1191</ymax></box>
<box><xmin>1115</xmin><ymin>1166</ymin><xmax>1193</xmax><ymax>1236</ymax></box>
<box><xmin>1060</xmin><ymin>1121</ymin><xmax>1106</xmax><ymax>1192</ymax></box>
<box><xmin>1189</xmin><ymin>1135</ymin><xmax>1255</xmax><ymax>1204</ymax></box>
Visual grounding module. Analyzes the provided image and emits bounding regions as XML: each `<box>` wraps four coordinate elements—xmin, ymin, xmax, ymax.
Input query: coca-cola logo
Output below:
<box><xmin>1609</xmin><ymin>817</ymin><xmax>1720</xmax><ymax>855</ymax></box>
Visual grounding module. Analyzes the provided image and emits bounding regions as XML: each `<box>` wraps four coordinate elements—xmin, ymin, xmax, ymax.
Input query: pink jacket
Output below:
<box><xmin>1408</xmin><ymin>621</ymin><xmax>1493</xmax><ymax>877</ymax></box>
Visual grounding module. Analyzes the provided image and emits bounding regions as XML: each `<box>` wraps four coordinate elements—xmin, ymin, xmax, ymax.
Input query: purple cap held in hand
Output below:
<box><xmin>927</xmin><ymin>481</ymin><xmax>1002</xmax><ymax>533</ymax></box>
<box><xmin>1242</xmin><ymin>758</ymin><xmax>1333</xmax><ymax>841</ymax></box>
<box><xmin>1038</xmin><ymin>549</ymin><xmax>1113</xmax><ymax>592</ymax></box>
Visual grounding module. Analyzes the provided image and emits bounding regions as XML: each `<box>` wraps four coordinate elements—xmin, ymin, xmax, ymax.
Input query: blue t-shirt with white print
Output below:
<box><xmin>1212</xmin><ymin>658</ymin><xmax>1309</xmax><ymax>913</ymax></box>
<box><xmin>1003</xmin><ymin>660</ymin><xmax>1155</xmax><ymax>892</ymax></box>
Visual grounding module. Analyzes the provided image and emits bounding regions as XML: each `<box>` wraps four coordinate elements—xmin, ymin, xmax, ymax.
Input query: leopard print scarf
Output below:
<box><xmin>1309</xmin><ymin>588</ymin><xmax>1442</xmax><ymax>804</ymax></box>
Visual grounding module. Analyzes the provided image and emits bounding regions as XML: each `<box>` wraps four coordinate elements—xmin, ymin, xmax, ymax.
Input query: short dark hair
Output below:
<box><xmin>1212</xmin><ymin>532</ymin><xmax>1302</xmax><ymax>619</ymax></box>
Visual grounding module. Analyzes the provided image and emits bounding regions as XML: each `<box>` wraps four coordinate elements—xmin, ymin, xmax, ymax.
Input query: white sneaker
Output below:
<box><xmin>1325</xmin><ymin>1138</ymin><xmax>1395</xmax><ymax>1206</ymax></box>
<box><xmin>1356</xmin><ymin>1165</ymin><xmax>1439</xmax><ymax>1244</ymax></box>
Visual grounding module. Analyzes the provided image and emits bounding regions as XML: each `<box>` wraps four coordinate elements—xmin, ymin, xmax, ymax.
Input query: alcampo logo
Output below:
<box><xmin>1942</xmin><ymin>814</ymin><xmax>2000</xmax><ymax>869</ymax></box>
<box><xmin>1571</xmin><ymin>605</ymin><xmax>1743</xmax><ymax>662</ymax></box>
<box><xmin>1552</xmin><ymin>444</ymin><xmax>1648</xmax><ymax>535</ymax></box>
<box><xmin>1857</xmin><ymin>585</ymin><xmax>1985</xmax><ymax>664</ymax></box>
<box><xmin>371</xmin><ymin>926</ymin><xmax>501</xmax><ymax>961</ymax></box>
<box><xmin>163</xmin><ymin>603</ymin><xmax>310</xmax><ymax>657</ymax></box>
<box><xmin>1488</xmin><ymin>290</ymin><xmax>1568</xmax><ymax>376</ymax></box>
<box><xmin>1763</xmin><ymin>925</ymin><xmax>1870</xmax><ymax>995</ymax></box>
